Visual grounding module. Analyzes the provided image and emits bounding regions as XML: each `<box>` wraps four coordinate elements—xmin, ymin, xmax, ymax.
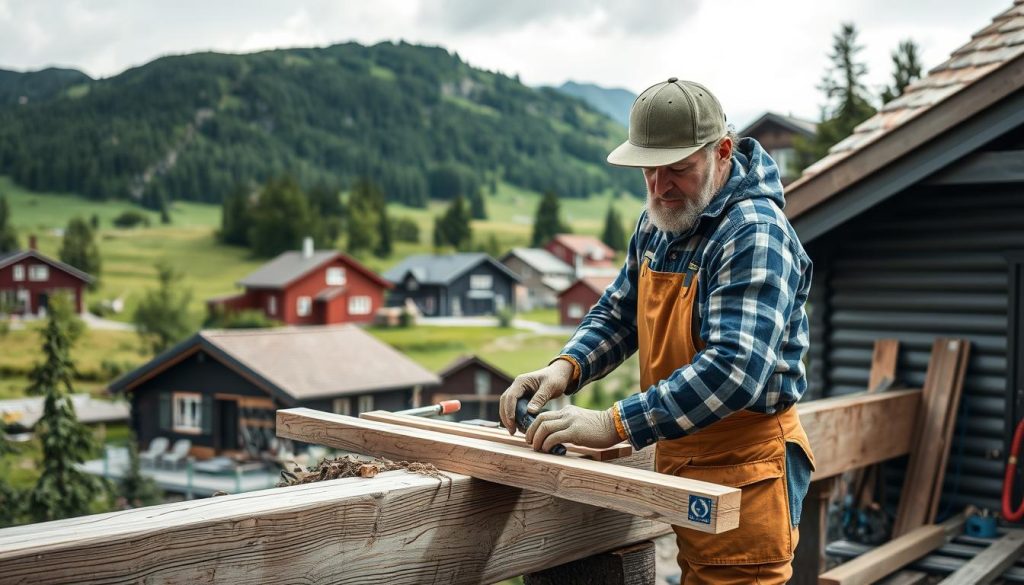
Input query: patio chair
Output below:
<box><xmin>138</xmin><ymin>437</ymin><xmax>169</xmax><ymax>468</ymax></box>
<box><xmin>159</xmin><ymin>438</ymin><xmax>192</xmax><ymax>470</ymax></box>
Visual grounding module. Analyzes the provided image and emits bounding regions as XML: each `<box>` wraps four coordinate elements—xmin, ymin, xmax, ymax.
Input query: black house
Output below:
<box><xmin>108</xmin><ymin>325</ymin><xmax>439</xmax><ymax>459</ymax></box>
<box><xmin>786</xmin><ymin>1</ymin><xmax>1024</xmax><ymax>515</ymax></box>
<box><xmin>383</xmin><ymin>253</ymin><xmax>521</xmax><ymax>317</ymax></box>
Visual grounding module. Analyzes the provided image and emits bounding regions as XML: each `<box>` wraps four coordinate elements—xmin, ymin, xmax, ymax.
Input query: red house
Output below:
<box><xmin>544</xmin><ymin>234</ymin><xmax>617</xmax><ymax>276</ymax></box>
<box><xmin>207</xmin><ymin>238</ymin><xmax>392</xmax><ymax>326</ymax></box>
<box><xmin>557</xmin><ymin>274</ymin><xmax>617</xmax><ymax>327</ymax></box>
<box><xmin>0</xmin><ymin>238</ymin><xmax>93</xmax><ymax>316</ymax></box>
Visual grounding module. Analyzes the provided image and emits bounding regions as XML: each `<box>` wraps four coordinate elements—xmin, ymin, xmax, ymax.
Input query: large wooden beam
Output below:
<box><xmin>0</xmin><ymin>469</ymin><xmax>671</xmax><ymax>585</ymax></box>
<box><xmin>277</xmin><ymin>408</ymin><xmax>741</xmax><ymax>533</ymax></box>
<box><xmin>938</xmin><ymin>529</ymin><xmax>1024</xmax><ymax>585</ymax></box>
<box><xmin>798</xmin><ymin>388</ymin><xmax>920</xmax><ymax>481</ymax></box>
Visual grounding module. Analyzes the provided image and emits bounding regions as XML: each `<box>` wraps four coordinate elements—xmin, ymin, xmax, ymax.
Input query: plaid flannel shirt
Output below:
<box><xmin>557</xmin><ymin>138</ymin><xmax>812</xmax><ymax>450</ymax></box>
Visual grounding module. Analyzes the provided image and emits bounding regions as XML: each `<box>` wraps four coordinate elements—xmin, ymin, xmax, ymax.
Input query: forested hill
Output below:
<box><xmin>0</xmin><ymin>67</ymin><xmax>92</xmax><ymax>105</ymax></box>
<box><xmin>0</xmin><ymin>41</ymin><xmax>639</xmax><ymax>209</ymax></box>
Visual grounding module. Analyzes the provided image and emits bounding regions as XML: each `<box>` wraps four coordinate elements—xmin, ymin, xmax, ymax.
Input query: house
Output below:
<box><xmin>557</xmin><ymin>274</ymin><xmax>617</xmax><ymax>327</ymax></box>
<box><xmin>108</xmin><ymin>325</ymin><xmax>440</xmax><ymax>459</ymax></box>
<box><xmin>784</xmin><ymin>0</ymin><xmax>1024</xmax><ymax>516</ymax></box>
<box><xmin>500</xmin><ymin>248</ymin><xmax>574</xmax><ymax>311</ymax></box>
<box><xmin>738</xmin><ymin>112</ymin><xmax>817</xmax><ymax>185</ymax></box>
<box><xmin>383</xmin><ymin>253</ymin><xmax>520</xmax><ymax>317</ymax></box>
<box><xmin>0</xmin><ymin>236</ymin><xmax>93</xmax><ymax>315</ymax></box>
<box><xmin>544</xmin><ymin>234</ymin><xmax>618</xmax><ymax>277</ymax></box>
<box><xmin>423</xmin><ymin>355</ymin><xmax>513</xmax><ymax>422</ymax></box>
<box><xmin>207</xmin><ymin>238</ymin><xmax>391</xmax><ymax>326</ymax></box>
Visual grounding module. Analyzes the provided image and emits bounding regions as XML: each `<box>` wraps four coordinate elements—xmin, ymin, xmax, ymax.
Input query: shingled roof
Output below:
<box><xmin>383</xmin><ymin>253</ymin><xmax>521</xmax><ymax>285</ymax></box>
<box><xmin>786</xmin><ymin>0</ymin><xmax>1024</xmax><ymax>231</ymax></box>
<box><xmin>0</xmin><ymin>249</ymin><xmax>94</xmax><ymax>283</ymax></box>
<box><xmin>237</xmin><ymin>250</ymin><xmax>391</xmax><ymax>290</ymax></box>
<box><xmin>109</xmin><ymin>325</ymin><xmax>439</xmax><ymax>404</ymax></box>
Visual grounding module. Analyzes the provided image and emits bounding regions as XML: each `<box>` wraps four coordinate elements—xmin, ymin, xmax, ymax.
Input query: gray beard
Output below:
<box><xmin>645</xmin><ymin>160</ymin><xmax>719</xmax><ymax>235</ymax></box>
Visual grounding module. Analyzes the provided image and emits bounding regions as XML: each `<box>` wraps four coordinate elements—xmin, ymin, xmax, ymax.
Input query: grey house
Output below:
<box><xmin>500</xmin><ymin>248</ymin><xmax>574</xmax><ymax>310</ymax></box>
<box><xmin>786</xmin><ymin>1</ymin><xmax>1024</xmax><ymax>516</ymax></box>
<box><xmin>383</xmin><ymin>253</ymin><xmax>521</xmax><ymax>317</ymax></box>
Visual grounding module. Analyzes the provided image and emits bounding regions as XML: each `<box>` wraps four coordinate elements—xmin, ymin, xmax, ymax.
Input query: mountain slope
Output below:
<box><xmin>0</xmin><ymin>67</ymin><xmax>92</xmax><ymax>105</ymax></box>
<box><xmin>0</xmin><ymin>42</ymin><xmax>638</xmax><ymax>208</ymax></box>
<box><xmin>556</xmin><ymin>81</ymin><xmax>635</xmax><ymax>128</ymax></box>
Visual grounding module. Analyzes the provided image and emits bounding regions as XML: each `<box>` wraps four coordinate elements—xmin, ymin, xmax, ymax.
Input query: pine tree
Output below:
<box><xmin>469</xmin><ymin>190</ymin><xmax>487</xmax><ymax>220</ymax></box>
<box><xmin>59</xmin><ymin>217</ymin><xmax>102</xmax><ymax>290</ymax></box>
<box><xmin>347</xmin><ymin>178</ymin><xmax>384</xmax><ymax>257</ymax></box>
<box><xmin>374</xmin><ymin>190</ymin><xmax>393</xmax><ymax>259</ymax></box>
<box><xmin>600</xmin><ymin>204</ymin><xmax>627</xmax><ymax>252</ymax></box>
<box><xmin>531</xmin><ymin>191</ymin><xmax>570</xmax><ymax>248</ymax></box>
<box><xmin>794</xmin><ymin>23</ymin><xmax>878</xmax><ymax>169</ymax></box>
<box><xmin>219</xmin><ymin>183</ymin><xmax>252</xmax><ymax>246</ymax></box>
<box><xmin>133</xmin><ymin>261</ymin><xmax>193</xmax><ymax>354</ymax></box>
<box><xmin>118</xmin><ymin>435</ymin><xmax>162</xmax><ymax>509</ymax></box>
<box><xmin>881</xmin><ymin>40</ymin><xmax>923</xmax><ymax>104</ymax></box>
<box><xmin>0</xmin><ymin>195</ymin><xmax>19</xmax><ymax>253</ymax></box>
<box><xmin>246</xmin><ymin>177</ymin><xmax>324</xmax><ymax>258</ymax></box>
<box><xmin>434</xmin><ymin>195</ymin><xmax>472</xmax><ymax>251</ymax></box>
<box><xmin>0</xmin><ymin>429</ymin><xmax>19</xmax><ymax>526</ymax></box>
<box><xmin>26</xmin><ymin>294</ymin><xmax>105</xmax><ymax>522</ymax></box>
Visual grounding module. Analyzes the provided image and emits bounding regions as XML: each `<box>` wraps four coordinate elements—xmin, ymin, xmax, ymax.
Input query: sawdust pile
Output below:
<box><xmin>277</xmin><ymin>454</ymin><xmax>443</xmax><ymax>487</ymax></box>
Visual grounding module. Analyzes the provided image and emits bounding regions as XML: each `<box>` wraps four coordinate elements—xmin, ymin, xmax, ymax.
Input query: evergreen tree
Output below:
<box><xmin>600</xmin><ymin>204</ymin><xmax>627</xmax><ymax>252</ymax></box>
<box><xmin>89</xmin><ymin>214</ymin><xmax>100</xmax><ymax>230</ymax></box>
<box><xmin>0</xmin><ymin>195</ymin><xmax>18</xmax><ymax>253</ymax></box>
<box><xmin>219</xmin><ymin>183</ymin><xmax>252</xmax><ymax>246</ymax></box>
<box><xmin>118</xmin><ymin>435</ymin><xmax>163</xmax><ymax>509</ymax></box>
<box><xmin>59</xmin><ymin>217</ymin><xmax>102</xmax><ymax>290</ymax></box>
<box><xmin>246</xmin><ymin>176</ymin><xmax>326</xmax><ymax>258</ymax></box>
<box><xmin>881</xmin><ymin>40</ymin><xmax>923</xmax><ymax>104</ymax></box>
<box><xmin>531</xmin><ymin>191</ymin><xmax>570</xmax><ymax>247</ymax></box>
<box><xmin>374</xmin><ymin>193</ymin><xmax>393</xmax><ymax>259</ymax></box>
<box><xmin>0</xmin><ymin>429</ymin><xmax>19</xmax><ymax>527</ymax></box>
<box><xmin>346</xmin><ymin>178</ymin><xmax>385</xmax><ymax>257</ymax></box>
<box><xmin>133</xmin><ymin>261</ymin><xmax>193</xmax><ymax>354</ymax></box>
<box><xmin>469</xmin><ymin>190</ymin><xmax>487</xmax><ymax>220</ymax></box>
<box><xmin>434</xmin><ymin>195</ymin><xmax>472</xmax><ymax>251</ymax></box>
<box><xmin>794</xmin><ymin>23</ymin><xmax>878</xmax><ymax>170</ymax></box>
<box><xmin>25</xmin><ymin>294</ymin><xmax>105</xmax><ymax>522</ymax></box>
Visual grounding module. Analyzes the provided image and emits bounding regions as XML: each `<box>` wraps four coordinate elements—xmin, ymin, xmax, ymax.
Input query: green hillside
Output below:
<box><xmin>0</xmin><ymin>42</ymin><xmax>638</xmax><ymax>211</ymax></box>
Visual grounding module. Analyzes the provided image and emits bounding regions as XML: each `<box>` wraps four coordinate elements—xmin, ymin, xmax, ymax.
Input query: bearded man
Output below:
<box><xmin>500</xmin><ymin>78</ymin><xmax>816</xmax><ymax>583</ymax></box>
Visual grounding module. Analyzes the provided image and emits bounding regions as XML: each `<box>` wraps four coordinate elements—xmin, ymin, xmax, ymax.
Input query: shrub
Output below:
<box><xmin>112</xmin><ymin>210</ymin><xmax>151</xmax><ymax>229</ymax></box>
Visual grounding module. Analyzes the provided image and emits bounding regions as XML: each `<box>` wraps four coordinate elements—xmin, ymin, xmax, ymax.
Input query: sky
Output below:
<box><xmin>0</xmin><ymin>0</ymin><xmax>1012</xmax><ymax>129</ymax></box>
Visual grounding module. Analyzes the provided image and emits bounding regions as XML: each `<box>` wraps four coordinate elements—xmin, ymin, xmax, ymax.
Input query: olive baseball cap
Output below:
<box><xmin>607</xmin><ymin>78</ymin><xmax>727</xmax><ymax>168</ymax></box>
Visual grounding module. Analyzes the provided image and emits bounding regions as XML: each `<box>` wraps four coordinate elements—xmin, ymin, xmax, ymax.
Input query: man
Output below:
<box><xmin>500</xmin><ymin>78</ymin><xmax>815</xmax><ymax>584</ymax></box>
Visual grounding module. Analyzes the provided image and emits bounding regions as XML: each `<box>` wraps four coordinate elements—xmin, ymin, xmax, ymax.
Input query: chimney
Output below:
<box><xmin>28</xmin><ymin>235</ymin><xmax>37</xmax><ymax>250</ymax></box>
<box><xmin>302</xmin><ymin>236</ymin><xmax>314</xmax><ymax>259</ymax></box>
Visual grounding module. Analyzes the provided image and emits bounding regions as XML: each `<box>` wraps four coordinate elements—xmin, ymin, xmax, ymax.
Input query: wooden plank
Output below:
<box><xmin>277</xmin><ymin>408</ymin><xmax>741</xmax><ymax>533</ymax></box>
<box><xmin>878</xmin><ymin>571</ymin><xmax>928</xmax><ymax>585</ymax></box>
<box><xmin>892</xmin><ymin>339</ymin><xmax>970</xmax><ymax>537</ymax></box>
<box><xmin>792</xmin><ymin>478</ymin><xmax>837</xmax><ymax>584</ymax></box>
<box><xmin>524</xmin><ymin>540</ymin><xmax>656</xmax><ymax>585</ymax></box>
<box><xmin>0</xmin><ymin>469</ymin><xmax>671</xmax><ymax>585</ymax></box>
<box><xmin>819</xmin><ymin>514</ymin><xmax>965</xmax><ymax>585</ymax></box>
<box><xmin>927</xmin><ymin>342</ymin><xmax>971</xmax><ymax>523</ymax></box>
<box><xmin>798</xmin><ymin>388</ymin><xmax>921</xmax><ymax>481</ymax></box>
<box><xmin>868</xmin><ymin>339</ymin><xmax>900</xmax><ymax>392</ymax></box>
<box><xmin>938</xmin><ymin>529</ymin><xmax>1024</xmax><ymax>585</ymax></box>
<box><xmin>361</xmin><ymin>410</ymin><xmax>633</xmax><ymax>461</ymax></box>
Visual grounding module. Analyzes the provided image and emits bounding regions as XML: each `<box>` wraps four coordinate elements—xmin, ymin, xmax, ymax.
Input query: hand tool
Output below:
<box><xmin>516</xmin><ymin>396</ymin><xmax>567</xmax><ymax>456</ymax></box>
<box><xmin>395</xmin><ymin>400</ymin><xmax>461</xmax><ymax>417</ymax></box>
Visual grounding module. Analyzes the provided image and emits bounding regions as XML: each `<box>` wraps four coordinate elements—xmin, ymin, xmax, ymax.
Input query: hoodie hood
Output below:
<box><xmin>699</xmin><ymin>137</ymin><xmax>786</xmax><ymax>221</ymax></box>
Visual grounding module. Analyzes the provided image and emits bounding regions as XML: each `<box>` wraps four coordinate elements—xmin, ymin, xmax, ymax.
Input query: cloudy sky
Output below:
<box><xmin>0</xmin><ymin>0</ymin><xmax>1011</xmax><ymax>128</ymax></box>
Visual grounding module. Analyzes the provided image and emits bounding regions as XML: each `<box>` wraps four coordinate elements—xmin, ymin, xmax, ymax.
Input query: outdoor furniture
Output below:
<box><xmin>138</xmin><ymin>437</ymin><xmax>169</xmax><ymax>468</ymax></box>
<box><xmin>159</xmin><ymin>439</ymin><xmax>192</xmax><ymax>469</ymax></box>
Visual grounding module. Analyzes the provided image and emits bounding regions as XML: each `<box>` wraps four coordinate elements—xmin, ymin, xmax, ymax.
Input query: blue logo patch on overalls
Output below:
<box><xmin>688</xmin><ymin>495</ymin><xmax>712</xmax><ymax>524</ymax></box>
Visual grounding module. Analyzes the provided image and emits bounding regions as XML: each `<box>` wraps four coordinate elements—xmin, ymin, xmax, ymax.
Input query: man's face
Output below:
<box><xmin>642</xmin><ymin>146</ymin><xmax>721</xmax><ymax>234</ymax></box>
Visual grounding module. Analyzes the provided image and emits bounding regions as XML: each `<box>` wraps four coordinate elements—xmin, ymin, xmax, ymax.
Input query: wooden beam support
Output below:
<box><xmin>361</xmin><ymin>410</ymin><xmax>633</xmax><ymax>461</ymax></box>
<box><xmin>798</xmin><ymin>388</ymin><xmax>920</xmax><ymax>481</ymax></box>
<box><xmin>524</xmin><ymin>540</ymin><xmax>656</xmax><ymax>585</ymax></box>
<box><xmin>938</xmin><ymin>529</ymin><xmax>1024</xmax><ymax>585</ymax></box>
<box><xmin>0</xmin><ymin>469</ymin><xmax>671</xmax><ymax>585</ymax></box>
<box><xmin>818</xmin><ymin>514</ymin><xmax>965</xmax><ymax>585</ymax></box>
<box><xmin>277</xmin><ymin>408</ymin><xmax>740</xmax><ymax>533</ymax></box>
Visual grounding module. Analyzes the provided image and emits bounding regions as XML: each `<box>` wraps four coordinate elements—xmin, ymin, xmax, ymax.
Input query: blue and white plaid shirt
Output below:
<box><xmin>558</xmin><ymin>138</ymin><xmax>813</xmax><ymax>450</ymax></box>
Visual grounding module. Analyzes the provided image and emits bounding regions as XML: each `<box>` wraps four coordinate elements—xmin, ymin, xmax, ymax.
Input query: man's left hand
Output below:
<box><xmin>525</xmin><ymin>405</ymin><xmax>621</xmax><ymax>452</ymax></box>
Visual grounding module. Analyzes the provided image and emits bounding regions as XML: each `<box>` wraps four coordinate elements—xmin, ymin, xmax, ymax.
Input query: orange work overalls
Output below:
<box><xmin>637</xmin><ymin>258</ymin><xmax>815</xmax><ymax>584</ymax></box>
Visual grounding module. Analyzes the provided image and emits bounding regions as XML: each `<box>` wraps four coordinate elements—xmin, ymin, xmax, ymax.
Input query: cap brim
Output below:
<box><xmin>606</xmin><ymin>140</ymin><xmax>705</xmax><ymax>168</ymax></box>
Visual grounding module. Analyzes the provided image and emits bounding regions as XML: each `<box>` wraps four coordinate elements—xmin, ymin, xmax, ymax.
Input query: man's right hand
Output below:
<box><xmin>499</xmin><ymin>359</ymin><xmax>575</xmax><ymax>435</ymax></box>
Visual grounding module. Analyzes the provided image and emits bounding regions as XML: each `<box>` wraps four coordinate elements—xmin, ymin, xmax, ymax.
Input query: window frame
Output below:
<box><xmin>296</xmin><ymin>296</ymin><xmax>312</xmax><ymax>317</ymax></box>
<box><xmin>28</xmin><ymin>264</ymin><xmax>49</xmax><ymax>282</ymax></box>
<box><xmin>326</xmin><ymin>267</ymin><xmax>347</xmax><ymax>286</ymax></box>
<box><xmin>172</xmin><ymin>392</ymin><xmax>204</xmax><ymax>434</ymax></box>
<box><xmin>348</xmin><ymin>295</ymin><xmax>372</xmax><ymax>315</ymax></box>
<box><xmin>469</xmin><ymin>274</ymin><xmax>493</xmax><ymax>290</ymax></box>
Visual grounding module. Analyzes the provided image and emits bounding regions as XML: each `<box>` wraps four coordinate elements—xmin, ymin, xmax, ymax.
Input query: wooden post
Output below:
<box><xmin>790</xmin><ymin>477</ymin><xmax>835</xmax><ymax>584</ymax></box>
<box><xmin>524</xmin><ymin>541</ymin><xmax>656</xmax><ymax>585</ymax></box>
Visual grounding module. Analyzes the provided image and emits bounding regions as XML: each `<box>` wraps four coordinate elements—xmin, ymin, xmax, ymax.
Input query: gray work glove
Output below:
<box><xmin>499</xmin><ymin>359</ymin><xmax>575</xmax><ymax>435</ymax></box>
<box><xmin>525</xmin><ymin>405</ymin><xmax>621</xmax><ymax>452</ymax></box>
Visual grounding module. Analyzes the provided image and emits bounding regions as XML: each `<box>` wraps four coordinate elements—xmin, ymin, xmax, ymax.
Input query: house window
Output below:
<box><xmin>333</xmin><ymin>398</ymin><xmax>351</xmax><ymax>416</ymax></box>
<box><xmin>771</xmin><ymin>147</ymin><xmax>796</xmax><ymax>177</ymax></box>
<box><xmin>568</xmin><ymin>303</ymin><xmax>584</xmax><ymax>319</ymax></box>
<box><xmin>358</xmin><ymin>395</ymin><xmax>374</xmax><ymax>414</ymax></box>
<box><xmin>12</xmin><ymin>265</ymin><xmax>24</xmax><ymax>281</ymax></box>
<box><xmin>348</xmin><ymin>295</ymin><xmax>372</xmax><ymax>315</ymax></box>
<box><xmin>470</xmin><ymin>274</ymin><xmax>493</xmax><ymax>289</ymax></box>
<box><xmin>28</xmin><ymin>264</ymin><xmax>49</xmax><ymax>281</ymax></box>
<box><xmin>475</xmin><ymin>369</ymin><xmax>490</xmax><ymax>397</ymax></box>
<box><xmin>267</xmin><ymin>296</ymin><xmax>277</xmax><ymax>316</ymax></box>
<box><xmin>327</xmin><ymin>267</ymin><xmax>346</xmax><ymax>286</ymax></box>
<box><xmin>173</xmin><ymin>392</ymin><xmax>203</xmax><ymax>434</ymax></box>
<box><xmin>296</xmin><ymin>296</ymin><xmax>312</xmax><ymax>317</ymax></box>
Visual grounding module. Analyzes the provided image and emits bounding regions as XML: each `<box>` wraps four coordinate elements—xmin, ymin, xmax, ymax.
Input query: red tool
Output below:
<box><xmin>1003</xmin><ymin>417</ymin><xmax>1024</xmax><ymax>521</ymax></box>
<box><xmin>395</xmin><ymin>400</ymin><xmax>461</xmax><ymax>418</ymax></box>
